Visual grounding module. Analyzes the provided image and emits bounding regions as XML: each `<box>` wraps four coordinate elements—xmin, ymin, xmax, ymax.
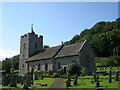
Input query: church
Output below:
<box><xmin>19</xmin><ymin>26</ymin><xmax>96</xmax><ymax>75</ymax></box>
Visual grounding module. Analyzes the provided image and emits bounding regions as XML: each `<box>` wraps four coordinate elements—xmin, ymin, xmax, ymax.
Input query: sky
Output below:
<box><xmin>0</xmin><ymin>1</ymin><xmax>119</xmax><ymax>60</ymax></box>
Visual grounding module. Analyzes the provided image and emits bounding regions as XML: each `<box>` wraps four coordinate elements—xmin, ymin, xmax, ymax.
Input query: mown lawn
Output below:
<box><xmin>64</xmin><ymin>76</ymin><xmax>120</xmax><ymax>89</ymax></box>
<box><xmin>0</xmin><ymin>78</ymin><xmax>55</xmax><ymax>89</ymax></box>
<box><xmin>96</xmin><ymin>67</ymin><xmax>120</xmax><ymax>73</ymax></box>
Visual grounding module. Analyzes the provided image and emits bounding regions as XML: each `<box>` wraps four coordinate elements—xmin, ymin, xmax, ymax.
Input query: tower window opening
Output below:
<box><xmin>23</xmin><ymin>43</ymin><xmax>26</xmax><ymax>49</ymax></box>
<box><xmin>35</xmin><ymin>43</ymin><xmax>37</xmax><ymax>49</ymax></box>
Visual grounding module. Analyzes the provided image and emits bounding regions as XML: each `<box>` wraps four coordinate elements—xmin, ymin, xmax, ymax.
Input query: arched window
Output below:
<box><xmin>27</xmin><ymin>64</ymin><xmax>29</xmax><ymax>71</ymax></box>
<box><xmin>58</xmin><ymin>62</ymin><xmax>61</xmax><ymax>69</ymax></box>
<box><xmin>31</xmin><ymin>68</ymin><xmax>34</xmax><ymax>74</ymax></box>
<box><xmin>45</xmin><ymin>63</ymin><xmax>48</xmax><ymax>70</ymax></box>
<box><xmin>38</xmin><ymin>64</ymin><xmax>40</xmax><ymax>70</ymax></box>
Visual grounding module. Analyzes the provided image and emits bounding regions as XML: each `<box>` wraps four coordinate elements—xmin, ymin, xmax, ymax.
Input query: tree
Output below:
<box><xmin>2</xmin><ymin>58</ymin><xmax>12</xmax><ymax>73</ymax></box>
<box><xmin>66</xmin><ymin>62</ymin><xmax>81</xmax><ymax>75</ymax></box>
<box><xmin>43</xmin><ymin>45</ymin><xmax>49</xmax><ymax>49</ymax></box>
<box><xmin>64</xmin><ymin>18</ymin><xmax>120</xmax><ymax>57</ymax></box>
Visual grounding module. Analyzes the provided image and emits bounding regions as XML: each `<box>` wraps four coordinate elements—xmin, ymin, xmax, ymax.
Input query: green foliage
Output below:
<box><xmin>2</xmin><ymin>55</ymin><xmax>19</xmax><ymax>73</ymax></box>
<box><xmin>2</xmin><ymin>58</ymin><xmax>12</xmax><ymax>73</ymax></box>
<box><xmin>51</xmin><ymin>73</ymin><xmax>60</xmax><ymax>78</ymax></box>
<box><xmin>60</xmin><ymin>74</ymin><xmax>67</xmax><ymax>78</ymax></box>
<box><xmin>64</xmin><ymin>18</ymin><xmax>120</xmax><ymax>57</ymax></box>
<box><xmin>96</xmin><ymin>56</ymin><xmax>120</xmax><ymax>67</ymax></box>
<box><xmin>81</xmin><ymin>66</ymin><xmax>86</xmax><ymax>75</ymax></box>
<box><xmin>66</xmin><ymin>62</ymin><xmax>81</xmax><ymax>75</ymax></box>
<box><xmin>43</xmin><ymin>45</ymin><xmax>50</xmax><ymax>49</ymax></box>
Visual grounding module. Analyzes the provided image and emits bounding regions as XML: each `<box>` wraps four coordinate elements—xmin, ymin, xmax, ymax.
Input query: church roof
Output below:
<box><xmin>27</xmin><ymin>45</ymin><xmax>62</xmax><ymax>61</ymax></box>
<box><xmin>26</xmin><ymin>40</ymin><xmax>86</xmax><ymax>61</ymax></box>
<box><xmin>55</xmin><ymin>42</ymin><xmax>84</xmax><ymax>58</ymax></box>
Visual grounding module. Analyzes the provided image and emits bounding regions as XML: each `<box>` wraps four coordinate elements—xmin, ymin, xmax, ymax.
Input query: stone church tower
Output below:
<box><xmin>19</xmin><ymin>25</ymin><xmax>43</xmax><ymax>75</ymax></box>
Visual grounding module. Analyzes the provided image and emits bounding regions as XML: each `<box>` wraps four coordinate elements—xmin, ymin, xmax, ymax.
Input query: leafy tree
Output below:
<box><xmin>43</xmin><ymin>45</ymin><xmax>50</xmax><ymax>49</ymax></box>
<box><xmin>66</xmin><ymin>62</ymin><xmax>81</xmax><ymax>75</ymax></box>
<box><xmin>64</xmin><ymin>18</ymin><xmax>120</xmax><ymax>57</ymax></box>
<box><xmin>2</xmin><ymin>58</ymin><xmax>12</xmax><ymax>73</ymax></box>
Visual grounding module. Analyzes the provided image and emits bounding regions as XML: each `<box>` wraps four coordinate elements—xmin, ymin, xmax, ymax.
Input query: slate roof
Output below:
<box><xmin>26</xmin><ymin>40</ymin><xmax>86</xmax><ymax>61</ymax></box>
<box><xmin>55</xmin><ymin>42</ymin><xmax>84</xmax><ymax>58</ymax></box>
<box><xmin>27</xmin><ymin>45</ymin><xmax>62</xmax><ymax>61</ymax></box>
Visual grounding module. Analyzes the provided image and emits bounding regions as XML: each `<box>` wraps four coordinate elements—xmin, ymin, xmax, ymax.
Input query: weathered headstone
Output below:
<box><xmin>40</xmin><ymin>76</ymin><xmax>44</xmax><ymax>80</ymax></box>
<box><xmin>97</xmin><ymin>75</ymin><xmax>99</xmax><ymax>81</ymax></box>
<box><xmin>26</xmin><ymin>75</ymin><xmax>32</xmax><ymax>86</ymax></box>
<box><xmin>92</xmin><ymin>73</ymin><xmax>97</xmax><ymax>82</ymax></box>
<box><xmin>21</xmin><ymin>74</ymin><xmax>32</xmax><ymax>89</ymax></box>
<box><xmin>20</xmin><ymin>76</ymin><xmax>24</xmax><ymax>85</ymax></box>
<box><xmin>65</xmin><ymin>72</ymin><xmax>71</xmax><ymax>88</ymax></box>
<box><xmin>2</xmin><ymin>74</ymin><xmax>9</xmax><ymax>86</ymax></box>
<box><xmin>91</xmin><ymin>78</ymin><xmax>94</xmax><ymax>84</ymax></box>
<box><xmin>109</xmin><ymin>70</ymin><xmax>112</xmax><ymax>83</ymax></box>
<box><xmin>67</xmin><ymin>73</ymin><xmax>71</xmax><ymax>87</ymax></box>
<box><xmin>34</xmin><ymin>74</ymin><xmax>38</xmax><ymax>80</ymax></box>
<box><xmin>74</xmin><ymin>73</ymin><xmax>78</xmax><ymax>85</ymax></box>
<box><xmin>9</xmin><ymin>74</ymin><xmax>17</xmax><ymax>87</ymax></box>
<box><xmin>96</xmin><ymin>80</ymin><xmax>100</xmax><ymax>87</ymax></box>
<box><xmin>115</xmin><ymin>71</ymin><xmax>119</xmax><ymax>81</ymax></box>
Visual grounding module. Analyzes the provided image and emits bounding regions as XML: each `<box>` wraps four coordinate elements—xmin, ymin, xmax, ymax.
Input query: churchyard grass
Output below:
<box><xmin>96</xmin><ymin>66</ymin><xmax>120</xmax><ymax>73</ymax></box>
<box><xmin>31</xmin><ymin>77</ymin><xmax>55</xmax><ymax>88</ymax></box>
<box><xmin>0</xmin><ymin>77</ymin><xmax>55</xmax><ymax>89</ymax></box>
<box><xmin>64</xmin><ymin>75</ymin><xmax>120</xmax><ymax>89</ymax></box>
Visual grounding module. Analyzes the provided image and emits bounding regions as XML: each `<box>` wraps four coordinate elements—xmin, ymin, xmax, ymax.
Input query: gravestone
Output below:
<box><xmin>33</xmin><ymin>74</ymin><xmax>38</xmax><ymax>80</ymax></box>
<box><xmin>109</xmin><ymin>70</ymin><xmax>112</xmax><ymax>83</ymax></box>
<box><xmin>65</xmin><ymin>72</ymin><xmax>71</xmax><ymax>88</ymax></box>
<box><xmin>96</xmin><ymin>80</ymin><xmax>100</xmax><ymax>87</ymax></box>
<box><xmin>21</xmin><ymin>75</ymin><xmax>29</xmax><ymax>89</ymax></box>
<box><xmin>67</xmin><ymin>73</ymin><xmax>71</xmax><ymax>86</ymax></box>
<box><xmin>74</xmin><ymin>73</ymin><xmax>78</xmax><ymax>85</ymax></box>
<box><xmin>115</xmin><ymin>71</ymin><xmax>119</xmax><ymax>81</ymax></box>
<box><xmin>40</xmin><ymin>76</ymin><xmax>44</xmax><ymax>80</ymax></box>
<box><xmin>2</xmin><ymin>74</ymin><xmax>9</xmax><ymax>86</ymax></box>
<box><xmin>20</xmin><ymin>76</ymin><xmax>24</xmax><ymax>85</ymax></box>
<box><xmin>9</xmin><ymin>74</ymin><xmax>17</xmax><ymax>87</ymax></box>
<box><xmin>92</xmin><ymin>73</ymin><xmax>97</xmax><ymax>82</ymax></box>
<box><xmin>91</xmin><ymin>78</ymin><xmax>94</xmax><ymax>84</ymax></box>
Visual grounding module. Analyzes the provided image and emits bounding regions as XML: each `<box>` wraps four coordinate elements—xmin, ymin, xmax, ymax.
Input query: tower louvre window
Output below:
<box><xmin>23</xmin><ymin>43</ymin><xmax>26</xmax><ymax>49</ymax></box>
<box><xmin>35</xmin><ymin>43</ymin><xmax>37</xmax><ymax>49</ymax></box>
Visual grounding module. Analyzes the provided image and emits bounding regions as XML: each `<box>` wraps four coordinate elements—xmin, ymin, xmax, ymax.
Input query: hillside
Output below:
<box><xmin>64</xmin><ymin>18</ymin><xmax>120</xmax><ymax>57</ymax></box>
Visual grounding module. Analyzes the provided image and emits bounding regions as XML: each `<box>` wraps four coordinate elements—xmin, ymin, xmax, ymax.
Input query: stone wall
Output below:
<box><xmin>55</xmin><ymin>56</ymin><xmax>80</xmax><ymax>70</ymax></box>
<box><xmin>19</xmin><ymin>32</ymin><xmax>43</xmax><ymax>75</ymax></box>
<box><xmin>79</xmin><ymin>41</ymin><xmax>96</xmax><ymax>74</ymax></box>
<box><xmin>26</xmin><ymin>58</ymin><xmax>53</xmax><ymax>72</ymax></box>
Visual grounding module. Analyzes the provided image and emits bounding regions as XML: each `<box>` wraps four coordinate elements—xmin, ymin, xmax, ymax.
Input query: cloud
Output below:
<box><xmin>0</xmin><ymin>49</ymin><xmax>19</xmax><ymax>61</ymax></box>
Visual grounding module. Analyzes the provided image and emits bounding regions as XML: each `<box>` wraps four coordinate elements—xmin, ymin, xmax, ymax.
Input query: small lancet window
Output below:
<box><xmin>27</xmin><ymin>65</ymin><xmax>29</xmax><ymax>71</ymax></box>
<box><xmin>38</xmin><ymin>64</ymin><xmax>40</xmax><ymax>70</ymax></box>
<box><xmin>45</xmin><ymin>63</ymin><xmax>48</xmax><ymax>70</ymax></box>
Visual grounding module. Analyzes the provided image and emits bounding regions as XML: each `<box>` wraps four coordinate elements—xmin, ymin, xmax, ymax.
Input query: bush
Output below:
<box><xmin>71</xmin><ymin>75</ymin><xmax>76</xmax><ymax>79</ymax></box>
<box><xmin>55</xmin><ymin>69</ymin><xmax>64</xmax><ymax>75</ymax></box>
<box><xmin>25</xmin><ymin>71</ymin><xmax>33</xmax><ymax>75</ymax></box>
<box><xmin>60</xmin><ymin>74</ymin><xmax>67</xmax><ymax>78</ymax></box>
<box><xmin>96</xmin><ymin>56</ymin><xmax>120</xmax><ymax>67</ymax></box>
<box><xmin>51</xmin><ymin>73</ymin><xmax>60</xmax><ymax>78</ymax></box>
<box><xmin>67</xmin><ymin>62</ymin><xmax>81</xmax><ymax>75</ymax></box>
